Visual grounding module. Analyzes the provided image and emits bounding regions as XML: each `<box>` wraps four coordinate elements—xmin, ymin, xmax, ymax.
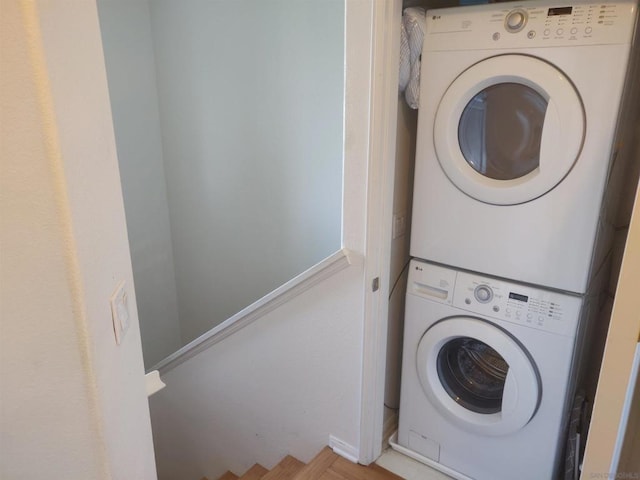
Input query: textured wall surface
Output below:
<box><xmin>0</xmin><ymin>2</ymin><xmax>157</xmax><ymax>478</ymax></box>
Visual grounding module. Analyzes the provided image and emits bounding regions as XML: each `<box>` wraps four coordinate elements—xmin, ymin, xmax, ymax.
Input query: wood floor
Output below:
<box><xmin>207</xmin><ymin>447</ymin><xmax>404</xmax><ymax>480</ymax></box>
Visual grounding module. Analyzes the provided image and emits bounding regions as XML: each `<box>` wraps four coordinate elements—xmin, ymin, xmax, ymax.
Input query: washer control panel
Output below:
<box><xmin>452</xmin><ymin>270</ymin><xmax>582</xmax><ymax>336</ymax></box>
<box><xmin>408</xmin><ymin>260</ymin><xmax>582</xmax><ymax>336</ymax></box>
<box><xmin>424</xmin><ymin>0</ymin><xmax>636</xmax><ymax>51</ymax></box>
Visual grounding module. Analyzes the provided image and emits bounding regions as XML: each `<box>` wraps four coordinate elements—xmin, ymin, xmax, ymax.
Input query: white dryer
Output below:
<box><xmin>410</xmin><ymin>0</ymin><xmax>638</xmax><ymax>293</ymax></box>
<box><xmin>397</xmin><ymin>260</ymin><xmax>584</xmax><ymax>480</ymax></box>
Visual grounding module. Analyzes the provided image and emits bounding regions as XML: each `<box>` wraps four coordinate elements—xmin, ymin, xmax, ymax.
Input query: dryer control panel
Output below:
<box><xmin>425</xmin><ymin>0</ymin><xmax>637</xmax><ymax>51</ymax></box>
<box><xmin>408</xmin><ymin>260</ymin><xmax>583</xmax><ymax>337</ymax></box>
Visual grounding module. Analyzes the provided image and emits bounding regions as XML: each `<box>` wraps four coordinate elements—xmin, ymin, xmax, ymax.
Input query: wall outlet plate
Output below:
<box><xmin>392</xmin><ymin>213</ymin><xmax>407</xmax><ymax>239</ymax></box>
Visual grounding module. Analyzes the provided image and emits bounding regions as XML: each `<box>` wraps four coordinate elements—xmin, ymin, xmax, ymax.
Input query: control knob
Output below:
<box><xmin>505</xmin><ymin>9</ymin><xmax>527</xmax><ymax>33</ymax></box>
<box><xmin>474</xmin><ymin>285</ymin><xmax>494</xmax><ymax>303</ymax></box>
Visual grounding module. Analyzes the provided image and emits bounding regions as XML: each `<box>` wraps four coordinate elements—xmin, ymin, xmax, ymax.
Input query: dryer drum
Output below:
<box><xmin>437</xmin><ymin>337</ymin><xmax>510</xmax><ymax>415</ymax></box>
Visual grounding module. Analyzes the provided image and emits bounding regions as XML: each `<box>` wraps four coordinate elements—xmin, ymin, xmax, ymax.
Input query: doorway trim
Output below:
<box><xmin>358</xmin><ymin>0</ymin><xmax>403</xmax><ymax>465</ymax></box>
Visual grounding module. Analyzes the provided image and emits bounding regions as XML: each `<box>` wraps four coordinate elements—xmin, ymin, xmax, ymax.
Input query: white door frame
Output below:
<box><xmin>357</xmin><ymin>0</ymin><xmax>403</xmax><ymax>465</ymax></box>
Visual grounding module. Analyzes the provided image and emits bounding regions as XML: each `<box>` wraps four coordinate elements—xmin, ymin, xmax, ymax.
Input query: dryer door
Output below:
<box><xmin>434</xmin><ymin>54</ymin><xmax>585</xmax><ymax>205</ymax></box>
<box><xmin>416</xmin><ymin>316</ymin><xmax>541</xmax><ymax>436</ymax></box>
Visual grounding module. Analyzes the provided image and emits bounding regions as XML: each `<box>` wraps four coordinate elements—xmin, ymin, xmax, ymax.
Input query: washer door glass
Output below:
<box><xmin>416</xmin><ymin>316</ymin><xmax>541</xmax><ymax>436</ymax></box>
<box><xmin>437</xmin><ymin>337</ymin><xmax>509</xmax><ymax>414</ymax></box>
<box><xmin>458</xmin><ymin>83</ymin><xmax>548</xmax><ymax>181</ymax></box>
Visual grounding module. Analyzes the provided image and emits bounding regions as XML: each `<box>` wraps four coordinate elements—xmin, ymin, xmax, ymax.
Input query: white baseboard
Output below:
<box><xmin>329</xmin><ymin>435</ymin><xmax>359</xmax><ymax>464</ymax></box>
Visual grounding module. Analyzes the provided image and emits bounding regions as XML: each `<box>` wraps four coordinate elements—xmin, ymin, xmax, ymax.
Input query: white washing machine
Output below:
<box><xmin>410</xmin><ymin>0</ymin><xmax>638</xmax><ymax>294</ymax></box>
<box><xmin>397</xmin><ymin>260</ymin><xmax>583</xmax><ymax>480</ymax></box>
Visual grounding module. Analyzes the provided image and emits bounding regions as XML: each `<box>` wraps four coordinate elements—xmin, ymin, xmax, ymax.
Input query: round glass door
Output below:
<box><xmin>458</xmin><ymin>83</ymin><xmax>548</xmax><ymax>181</ymax></box>
<box><xmin>416</xmin><ymin>317</ymin><xmax>540</xmax><ymax>436</ymax></box>
<box><xmin>434</xmin><ymin>55</ymin><xmax>585</xmax><ymax>205</ymax></box>
<box><xmin>437</xmin><ymin>337</ymin><xmax>509</xmax><ymax>414</ymax></box>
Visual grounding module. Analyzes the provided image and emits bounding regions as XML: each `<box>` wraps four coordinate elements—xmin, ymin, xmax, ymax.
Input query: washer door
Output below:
<box><xmin>434</xmin><ymin>54</ymin><xmax>585</xmax><ymax>205</ymax></box>
<box><xmin>416</xmin><ymin>316</ymin><xmax>541</xmax><ymax>436</ymax></box>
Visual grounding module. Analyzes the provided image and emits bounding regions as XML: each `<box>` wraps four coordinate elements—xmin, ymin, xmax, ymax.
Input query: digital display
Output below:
<box><xmin>509</xmin><ymin>292</ymin><xmax>529</xmax><ymax>302</ymax></box>
<box><xmin>548</xmin><ymin>7</ymin><xmax>573</xmax><ymax>16</ymax></box>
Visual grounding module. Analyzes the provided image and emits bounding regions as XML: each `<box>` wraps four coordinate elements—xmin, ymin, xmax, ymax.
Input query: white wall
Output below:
<box><xmin>97</xmin><ymin>0</ymin><xmax>181</xmax><ymax>368</ymax></box>
<box><xmin>0</xmin><ymin>1</ymin><xmax>156</xmax><ymax>478</ymax></box>
<box><xmin>581</xmin><ymin>59</ymin><xmax>640</xmax><ymax>474</ymax></box>
<box><xmin>149</xmin><ymin>0</ymin><xmax>344</xmax><ymax>343</ymax></box>
<box><xmin>384</xmin><ymin>98</ymin><xmax>417</xmax><ymax>410</ymax></box>
<box><xmin>150</xmin><ymin>265</ymin><xmax>365</xmax><ymax>480</ymax></box>
<box><xmin>582</xmin><ymin>179</ymin><xmax>640</xmax><ymax>477</ymax></box>
<box><xmin>147</xmin><ymin>2</ymin><xmax>374</xmax><ymax>479</ymax></box>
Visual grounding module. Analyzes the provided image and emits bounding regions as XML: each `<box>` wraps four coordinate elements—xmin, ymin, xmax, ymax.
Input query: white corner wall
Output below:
<box><xmin>147</xmin><ymin>1</ymin><xmax>375</xmax><ymax>479</ymax></box>
<box><xmin>582</xmin><ymin>180</ymin><xmax>640</xmax><ymax>477</ymax></box>
<box><xmin>148</xmin><ymin>0</ymin><xmax>344</xmax><ymax>343</ymax></box>
<box><xmin>97</xmin><ymin>0</ymin><xmax>181</xmax><ymax>368</ymax></box>
<box><xmin>0</xmin><ymin>1</ymin><xmax>156</xmax><ymax>479</ymax></box>
<box><xmin>384</xmin><ymin>98</ymin><xmax>418</xmax><ymax>410</ymax></box>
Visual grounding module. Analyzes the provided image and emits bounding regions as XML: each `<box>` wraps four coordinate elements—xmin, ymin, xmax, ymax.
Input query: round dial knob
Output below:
<box><xmin>505</xmin><ymin>9</ymin><xmax>527</xmax><ymax>32</ymax></box>
<box><xmin>474</xmin><ymin>285</ymin><xmax>494</xmax><ymax>303</ymax></box>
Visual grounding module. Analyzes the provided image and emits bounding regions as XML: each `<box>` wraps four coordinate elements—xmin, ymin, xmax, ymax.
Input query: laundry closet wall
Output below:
<box><xmin>99</xmin><ymin>0</ymin><xmax>344</xmax><ymax>367</ymax></box>
<box><xmin>383</xmin><ymin>0</ymin><xmax>465</xmax><ymax>427</ymax></box>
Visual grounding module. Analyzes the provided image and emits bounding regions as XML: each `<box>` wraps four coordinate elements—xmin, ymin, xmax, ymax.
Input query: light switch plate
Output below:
<box><xmin>110</xmin><ymin>280</ymin><xmax>129</xmax><ymax>345</ymax></box>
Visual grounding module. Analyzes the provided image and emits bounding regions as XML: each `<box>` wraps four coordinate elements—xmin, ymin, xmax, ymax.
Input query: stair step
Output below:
<box><xmin>261</xmin><ymin>455</ymin><xmax>305</xmax><ymax>480</ymax></box>
<box><xmin>329</xmin><ymin>457</ymin><xmax>403</xmax><ymax>480</ymax></box>
<box><xmin>216</xmin><ymin>472</ymin><xmax>239</xmax><ymax>480</ymax></box>
<box><xmin>238</xmin><ymin>463</ymin><xmax>269</xmax><ymax>480</ymax></box>
<box><xmin>210</xmin><ymin>447</ymin><xmax>402</xmax><ymax>480</ymax></box>
<box><xmin>315</xmin><ymin>470</ymin><xmax>344</xmax><ymax>480</ymax></box>
<box><xmin>292</xmin><ymin>447</ymin><xmax>339</xmax><ymax>480</ymax></box>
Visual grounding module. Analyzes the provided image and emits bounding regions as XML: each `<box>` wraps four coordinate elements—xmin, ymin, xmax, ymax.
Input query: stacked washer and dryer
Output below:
<box><xmin>396</xmin><ymin>1</ymin><xmax>639</xmax><ymax>479</ymax></box>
